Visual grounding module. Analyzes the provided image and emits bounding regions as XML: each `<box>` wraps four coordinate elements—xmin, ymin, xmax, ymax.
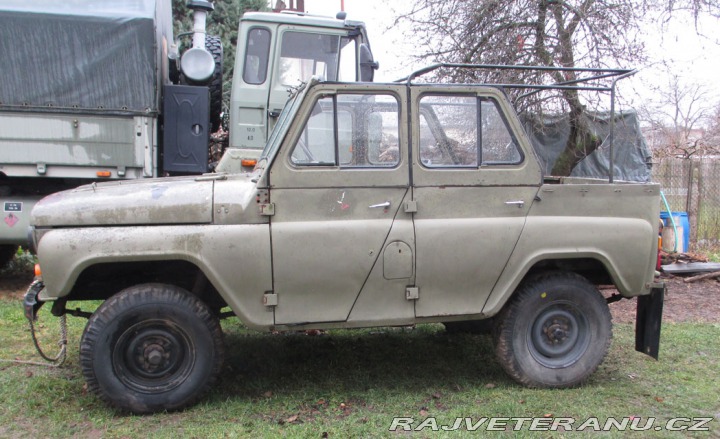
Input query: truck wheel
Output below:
<box><xmin>0</xmin><ymin>245</ymin><xmax>16</xmax><ymax>269</ymax></box>
<box><xmin>205</xmin><ymin>35</ymin><xmax>223</xmax><ymax>133</ymax></box>
<box><xmin>494</xmin><ymin>272</ymin><xmax>611</xmax><ymax>388</ymax></box>
<box><xmin>79</xmin><ymin>283</ymin><xmax>224</xmax><ymax>414</ymax></box>
<box><xmin>444</xmin><ymin>318</ymin><xmax>495</xmax><ymax>334</ymax></box>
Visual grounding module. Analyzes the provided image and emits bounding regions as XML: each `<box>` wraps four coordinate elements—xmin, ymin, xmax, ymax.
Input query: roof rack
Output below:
<box><xmin>401</xmin><ymin>63</ymin><xmax>635</xmax><ymax>88</ymax></box>
<box><xmin>399</xmin><ymin>63</ymin><xmax>637</xmax><ymax>183</ymax></box>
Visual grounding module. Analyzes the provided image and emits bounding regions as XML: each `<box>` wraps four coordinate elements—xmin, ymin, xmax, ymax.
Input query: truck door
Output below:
<box><xmin>410</xmin><ymin>87</ymin><xmax>543</xmax><ymax>318</ymax></box>
<box><xmin>268</xmin><ymin>85</ymin><xmax>412</xmax><ymax>325</ymax></box>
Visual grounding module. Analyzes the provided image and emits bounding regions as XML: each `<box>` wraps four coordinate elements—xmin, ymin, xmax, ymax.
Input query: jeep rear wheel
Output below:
<box><xmin>80</xmin><ymin>283</ymin><xmax>224</xmax><ymax>414</ymax></box>
<box><xmin>494</xmin><ymin>272</ymin><xmax>612</xmax><ymax>388</ymax></box>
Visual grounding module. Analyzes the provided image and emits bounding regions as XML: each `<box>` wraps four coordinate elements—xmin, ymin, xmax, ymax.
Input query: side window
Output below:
<box><xmin>419</xmin><ymin>95</ymin><xmax>522</xmax><ymax>168</ymax></box>
<box><xmin>338</xmin><ymin>36</ymin><xmax>357</xmax><ymax>82</ymax></box>
<box><xmin>243</xmin><ymin>28</ymin><xmax>271</xmax><ymax>85</ymax></box>
<box><xmin>481</xmin><ymin>100</ymin><xmax>522</xmax><ymax>164</ymax></box>
<box><xmin>291</xmin><ymin>94</ymin><xmax>400</xmax><ymax>168</ymax></box>
<box><xmin>419</xmin><ymin>96</ymin><xmax>477</xmax><ymax>167</ymax></box>
<box><xmin>279</xmin><ymin>32</ymin><xmax>340</xmax><ymax>87</ymax></box>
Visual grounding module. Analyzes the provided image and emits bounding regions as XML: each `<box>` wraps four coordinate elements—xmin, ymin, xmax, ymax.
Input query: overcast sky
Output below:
<box><xmin>300</xmin><ymin>0</ymin><xmax>720</xmax><ymax>122</ymax></box>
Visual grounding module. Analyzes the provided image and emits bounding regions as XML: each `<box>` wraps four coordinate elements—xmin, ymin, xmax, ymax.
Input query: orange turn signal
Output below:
<box><xmin>241</xmin><ymin>159</ymin><xmax>257</xmax><ymax>167</ymax></box>
<box><xmin>34</xmin><ymin>264</ymin><xmax>42</xmax><ymax>277</ymax></box>
<box><xmin>96</xmin><ymin>171</ymin><xmax>112</xmax><ymax>178</ymax></box>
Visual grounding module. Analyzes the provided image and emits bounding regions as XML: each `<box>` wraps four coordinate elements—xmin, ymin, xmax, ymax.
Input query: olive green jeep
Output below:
<box><xmin>27</xmin><ymin>70</ymin><xmax>664</xmax><ymax>414</ymax></box>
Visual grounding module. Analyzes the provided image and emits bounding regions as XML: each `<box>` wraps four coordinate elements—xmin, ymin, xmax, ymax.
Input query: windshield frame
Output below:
<box><xmin>257</xmin><ymin>79</ymin><xmax>317</xmax><ymax>169</ymax></box>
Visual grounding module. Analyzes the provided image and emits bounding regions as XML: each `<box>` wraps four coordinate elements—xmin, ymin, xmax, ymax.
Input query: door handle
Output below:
<box><xmin>504</xmin><ymin>200</ymin><xmax>525</xmax><ymax>208</ymax></box>
<box><xmin>369</xmin><ymin>201</ymin><xmax>391</xmax><ymax>209</ymax></box>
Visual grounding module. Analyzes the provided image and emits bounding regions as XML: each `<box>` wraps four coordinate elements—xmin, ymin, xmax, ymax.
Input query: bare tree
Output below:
<box><xmin>705</xmin><ymin>104</ymin><xmax>720</xmax><ymax>136</ymax></box>
<box><xmin>698</xmin><ymin>103</ymin><xmax>720</xmax><ymax>153</ymax></box>
<box><xmin>641</xmin><ymin>72</ymin><xmax>716</xmax><ymax>158</ymax></box>
<box><xmin>394</xmin><ymin>0</ymin><xmax>717</xmax><ymax>175</ymax></box>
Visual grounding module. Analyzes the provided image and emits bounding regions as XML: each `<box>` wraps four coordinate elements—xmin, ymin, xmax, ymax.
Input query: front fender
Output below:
<box><xmin>36</xmin><ymin>225</ymin><xmax>274</xmax><ymax>329</ymax></box>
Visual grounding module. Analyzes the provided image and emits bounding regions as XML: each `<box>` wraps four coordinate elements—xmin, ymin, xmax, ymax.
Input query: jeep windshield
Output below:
<box><xmin>257</xmin><ymin>79</ymin><xmax>316</xmax><ymax>168</ymax></box>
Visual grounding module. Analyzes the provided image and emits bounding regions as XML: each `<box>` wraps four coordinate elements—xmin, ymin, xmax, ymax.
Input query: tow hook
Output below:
<box><xmin>23</xmin><ymin>280</ymin><xmax>45</xmax><ymax>321</ymax></box>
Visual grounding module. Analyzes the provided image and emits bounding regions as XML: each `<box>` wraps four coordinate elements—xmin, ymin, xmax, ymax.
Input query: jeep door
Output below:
<box><xmin>268</xmin><ymin>84</ymin><xmax>412</xmax><ymax>325</ymax></box>
<box><xmin>410</xmin><ymin>87</ymin><xmax>543</xmax><ymax>317</ymax></box>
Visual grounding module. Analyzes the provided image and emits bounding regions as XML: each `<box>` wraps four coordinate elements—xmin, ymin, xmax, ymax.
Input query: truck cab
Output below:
<box><xmin>227</xmin><ymin>11</ymin><xmax>377</xmax><ymax>169</ymax></box>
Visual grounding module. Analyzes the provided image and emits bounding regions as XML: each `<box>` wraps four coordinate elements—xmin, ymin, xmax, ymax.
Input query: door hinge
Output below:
<box><xmin>404</xmin><ymin>200</ymin><xmax>418</xmax><ymax>213</ymax></box>
<box><xmin>263</xmin><ymin>292</ymin><xmax>278</xmax><ymax>307</ymax></box>
<box><xmin>405</xmin><ymin>287</ymin><xmax>419</xmax><ymax>300</ymax></box>
<box><xmin>259</xmin><ymin>203</ymin><xmax>275</xmax><ymax>216</ymax></box>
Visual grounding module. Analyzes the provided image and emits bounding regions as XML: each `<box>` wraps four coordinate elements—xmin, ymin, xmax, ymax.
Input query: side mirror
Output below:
<box><xmin>359</xmin><ymin>44</ymin><xmax>379</xmax><ymax>82</ymax></box>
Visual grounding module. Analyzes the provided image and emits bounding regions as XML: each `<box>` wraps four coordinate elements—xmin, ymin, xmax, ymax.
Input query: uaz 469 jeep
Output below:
<box><xmin>27</xmin><ymin>71</ymin><xmax>664</xmax><ymax>414</ymax></box>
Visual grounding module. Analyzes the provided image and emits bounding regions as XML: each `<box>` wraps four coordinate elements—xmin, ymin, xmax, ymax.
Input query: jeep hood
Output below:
<box><xmin>32</xmin><ymin>177</ymin><xmax>214</xmax><ymax>227</ymax></box>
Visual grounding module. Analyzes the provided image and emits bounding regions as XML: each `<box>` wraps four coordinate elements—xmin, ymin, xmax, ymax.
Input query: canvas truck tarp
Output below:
<box><xmin>523</xmin><ymin>111</ymin><xmax>652</xmax><ymax>182</ymax></box>
<box><xmin>0</xmin><ymin>0</ymin><xmax>173</xmax><ymax>115</ymax></box>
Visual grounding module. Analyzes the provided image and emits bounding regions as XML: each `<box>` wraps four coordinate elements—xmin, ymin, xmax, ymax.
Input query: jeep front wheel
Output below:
<box><xmin>494</xmin><ymin>272</ymin><xmax>612</xmax><ymax>388</ymax></box>
<box><xmin>80</xmin><ymin>283</ymin><xmax>225</xmax><ymax>414</ymax></box>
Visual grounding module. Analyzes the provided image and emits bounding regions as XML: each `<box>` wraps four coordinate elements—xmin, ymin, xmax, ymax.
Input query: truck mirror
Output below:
<box><xmin>359</xmin><ymin>44</ymin><xmax>378</xmax><ymax>82</ymax></box>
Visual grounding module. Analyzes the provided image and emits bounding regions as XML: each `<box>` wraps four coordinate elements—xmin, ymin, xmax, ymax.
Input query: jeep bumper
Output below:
<box><xmin>23</xmin><ymin>280</ymin><xmax>44</xmax><ymax>321</ymax></box>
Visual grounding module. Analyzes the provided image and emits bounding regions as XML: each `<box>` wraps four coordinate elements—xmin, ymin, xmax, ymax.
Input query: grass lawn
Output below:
<box><xmin>1</xmin><ymin>295</ymin><xmax>718</xmax><ymax>438</ymax></box>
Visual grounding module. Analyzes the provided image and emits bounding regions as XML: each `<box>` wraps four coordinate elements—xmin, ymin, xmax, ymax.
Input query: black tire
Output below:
<box><xmin>205</xmin><ymin>35</ymin><xmax>223</xmax><ymax>133</ymax></box>
<box><xmin>80</xmin><ymin>283</ymin><xmax>224</xmax><ymax>414</ymax></box>
<box><xmin>494</xmin><ymin>272</ymin><xmax>612</xmax><ymax>388</ymax></box>
<box><xmin>444</xmin><ymin>318</ymin><xmax>495</xmax><ymax>335</ymax></box>
<box><xmin>0</xmin><ymin>245</ymin><xmax>16</xmax><ymax>269</ymax></box>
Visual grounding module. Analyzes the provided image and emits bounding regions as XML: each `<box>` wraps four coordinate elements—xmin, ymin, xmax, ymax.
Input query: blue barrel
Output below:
<box><xmin>660</xmin><ymin>211</ymin><xmax>690</xmax><ymax>253</ymax></box>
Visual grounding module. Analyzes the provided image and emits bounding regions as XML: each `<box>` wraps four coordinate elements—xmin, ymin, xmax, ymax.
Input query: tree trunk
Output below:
<box><xmin>551</xmin><ymin>110</ymin><xmax>601</xmax><ymax>176</ymax></box>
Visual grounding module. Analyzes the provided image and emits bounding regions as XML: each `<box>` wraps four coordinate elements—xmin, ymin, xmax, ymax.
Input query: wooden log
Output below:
<box><xmin>683</xmin><ymin>270</ymin><xmax>720</xmax><ymax>283</ymax></box>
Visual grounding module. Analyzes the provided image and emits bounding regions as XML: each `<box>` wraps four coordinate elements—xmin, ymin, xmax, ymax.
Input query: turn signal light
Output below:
<box><xmin>96</xmin><ymin>171</ymin><xmax>112</xmax><ymax>178</ymax></box>
<box><xmin>34</xmin><ymin>264</ymin><xmax>42</xmax><ymax>277</ymax></box>
<box><xmin>241</xmin><ymin>159</ymin><xmax>257</xmax><ymax>167</ymax></box>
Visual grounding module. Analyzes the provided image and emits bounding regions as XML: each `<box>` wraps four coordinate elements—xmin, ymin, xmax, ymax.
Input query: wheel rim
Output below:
<box><xmin>527</xmin><ymin>302</ymin><xmax>590</xmax><ymax>368</ymax></box>
<box><xmin>113</xmin><ymin>319</ymin><xmax>196</xmax><ymax>394</ymax></box>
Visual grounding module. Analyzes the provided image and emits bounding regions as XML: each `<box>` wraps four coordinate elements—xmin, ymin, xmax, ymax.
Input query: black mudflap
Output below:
<box><xmin>635</xmin><ymin>284</ymin><xmax>665</xmax><ymax>359</ymax></box>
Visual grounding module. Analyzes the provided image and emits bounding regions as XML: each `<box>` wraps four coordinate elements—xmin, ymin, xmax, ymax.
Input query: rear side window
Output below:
<box><xmin>243</xmin><ymin>27</ymin><xmax>271</xmax><ymax>85</ymax></box>
<box><xmin>419</xmin><ymin>94</ymin><xmax>522</xmax><ymax>167</ymax></box>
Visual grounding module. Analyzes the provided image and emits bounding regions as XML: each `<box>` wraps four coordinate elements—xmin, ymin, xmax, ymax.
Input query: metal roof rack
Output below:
<box><xmin>399</xmin><ymin>63</ymin><xmax>637</xmax><ymax>183</ymax></box>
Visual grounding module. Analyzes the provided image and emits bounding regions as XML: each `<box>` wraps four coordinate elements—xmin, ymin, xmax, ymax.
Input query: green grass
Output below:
<box><xmin>0</xmin><ymin>295</ymin><xmax>718</xmax><ymax>438</ymax></box>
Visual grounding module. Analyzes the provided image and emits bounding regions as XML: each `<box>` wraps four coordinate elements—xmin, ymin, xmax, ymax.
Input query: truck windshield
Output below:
<box><xmin>279</xmin><ymin>32</ymin><xmax>356</xmax><ymax>86</ymax></box>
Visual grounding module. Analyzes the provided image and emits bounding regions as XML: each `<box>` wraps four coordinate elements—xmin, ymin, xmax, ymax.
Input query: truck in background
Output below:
<box><xmin>0</xmin><ymin>0</ymin><xmax>377</xmax><ymax>264</ymax></box>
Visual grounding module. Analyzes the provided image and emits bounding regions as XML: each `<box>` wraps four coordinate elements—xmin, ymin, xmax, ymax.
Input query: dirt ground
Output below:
<box><xmin>604</xmin><ymin>275</ymin><xmax>720</xmax><ymax>324</ymax></box>
<box><xmin>1</xmin><ymin>273</ymin><xmax>718</xmax><ymax>325</ymax></box>
<box><xmin>1</xmin><ymin>275</ymin><xmax>33</xmax><ymax>299</ymax></box>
